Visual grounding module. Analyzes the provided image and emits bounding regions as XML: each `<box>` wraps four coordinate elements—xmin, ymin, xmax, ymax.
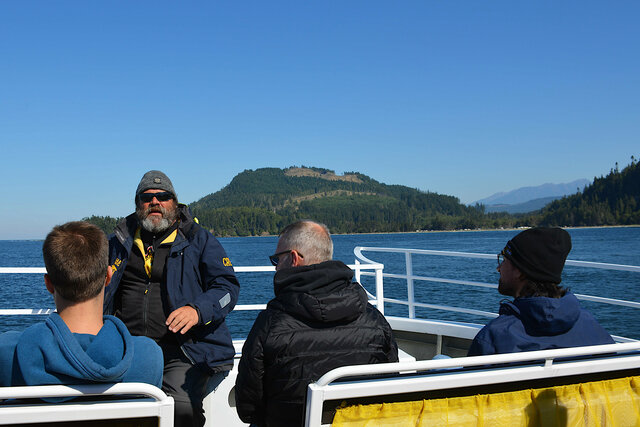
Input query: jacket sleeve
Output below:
<box><xmin>380</xmin><ymin>315</ymin><xmax>399</xmax><ymax>363</ymax></box>
<box><xmin>103</xmin><ymin>233</ymin><xmax>125</xmax><ymax>315</ymax></box>
<box><xmin>467</xmin><ymin>327</ymin><xmax>495</xmax><ymax>356</ymax></box>
<box><xmin>0</xmin><ymin>331</ymin><xmax>23</xmax><ymax>386</ymax></box>
<box><xmin>235</xmin><ymin>311</ymin><xmax>269</xmax><ymax>425</ymax></box>
<box><xmin>187</xmin><ymin>230</ymin><xmax>240</xmax><ymax>327</ymax></box>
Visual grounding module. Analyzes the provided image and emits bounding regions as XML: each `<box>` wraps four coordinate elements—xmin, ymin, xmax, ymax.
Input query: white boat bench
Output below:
<box><xmin>0</xmin><ymin>383</ymin><xmax>174</xmax><ymax>427</ymax></box>
<box><xmin>305</xmin><ymin>342</ymin><xmax>640</xmax><ymax>427</ymax></box>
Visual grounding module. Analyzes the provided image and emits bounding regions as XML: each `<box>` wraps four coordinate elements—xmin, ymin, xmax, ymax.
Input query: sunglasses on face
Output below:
<box><xmin>269</xmin><ymin>249</ymin><xmax>303</xmax><ymax>267</ymax></box>
<box><xmin>497</xmin><ymin>250</ymin><xmax>508</xmax><ymax>268</ymax></box>
<box><xmin>139</xmin><ymin>192</ymin><xmax>173</xmax><ymax>203</ymax></box>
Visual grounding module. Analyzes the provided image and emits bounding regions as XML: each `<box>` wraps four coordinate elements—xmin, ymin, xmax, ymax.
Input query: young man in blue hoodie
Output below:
<box><xmin>0</xmin><ymin>221</ymin><xmax>163</xmax><ymax>388</ymax></box>
<box><xmin>468</xmin><ymin>227</ymin><xmax>614</xmax><ymax>356</ymax></box>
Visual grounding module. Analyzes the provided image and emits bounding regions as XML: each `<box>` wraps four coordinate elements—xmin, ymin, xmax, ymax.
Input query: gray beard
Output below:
<box><xmin>141</xmin><ymin>216</ymin><xmax>172</xmax><ymax>233</ymax></box>
<box><xmin>137</xmin><ymin>203</ymin><xmax>178</xmax><ymax>234</ymax></box>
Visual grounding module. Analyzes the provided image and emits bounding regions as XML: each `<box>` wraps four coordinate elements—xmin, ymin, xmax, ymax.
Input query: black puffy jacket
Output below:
<box><xmin>235</xmin><ymin>261</ymin><xmax>398</xmax><ymax>427</ymax></box>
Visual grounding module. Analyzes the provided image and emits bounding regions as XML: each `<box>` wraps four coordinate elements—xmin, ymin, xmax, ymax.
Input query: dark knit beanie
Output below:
<box><xmin>502</xmin><ymin>227</ymin><xmax>571</xmax><ymax>284</ymax></box>
<box><xmin>135</xmin><ymin>170</ymin><xmax>177</xmax><ymax>200</ymax></box>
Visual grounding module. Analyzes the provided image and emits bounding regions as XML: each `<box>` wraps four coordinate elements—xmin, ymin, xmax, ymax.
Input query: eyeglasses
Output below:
<box><xmin>497</xmin><ymin>253</ymin><xmax>506</xmax><ymax>268</ymax></box>
<box><xmin>269</xmin><ymin>249</ymin><xmax>303</xmax><ymax>267</ymax></box>
<box><xmin>139</xmin><ymin>192</ymin><xmax>173</xmax><ymax>203</ymax></box>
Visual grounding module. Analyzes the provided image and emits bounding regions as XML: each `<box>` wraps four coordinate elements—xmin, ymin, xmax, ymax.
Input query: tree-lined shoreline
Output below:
<box><xmin>85</xmin><ymin>159</ymin><xmax>640</xmax><ymax>237</ymax></box>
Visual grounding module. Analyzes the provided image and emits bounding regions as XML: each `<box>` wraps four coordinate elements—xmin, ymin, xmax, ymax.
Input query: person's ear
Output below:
<box><xmin>44</xmin><ymin>274</ymin><xmax>55</xmax><ymax>295</ymax></box>
<box><xmin>291</xmin><ymin>250</ymin><xmax>304</xmax><ymax>267</ymax></box>
<box><xmin>517</xmin><ymin>269</ymin><xmax>527</xmax><ymax>281</ymax></box>
<box><xmin>105</xmin><ymin>266</ymin><xmax>113</xmax><ymax>288</ymax></box>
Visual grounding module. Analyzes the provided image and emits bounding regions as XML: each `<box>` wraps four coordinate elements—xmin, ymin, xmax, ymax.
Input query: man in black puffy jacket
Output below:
<box><xmin>235</xmin><ymin>220</ymin><xmax>398</xmax><ymax>427</ymax></box>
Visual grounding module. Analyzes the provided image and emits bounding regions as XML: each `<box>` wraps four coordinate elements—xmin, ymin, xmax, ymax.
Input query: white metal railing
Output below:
<box><xmin>354</xmin><ymin>246</ymin><xmax>640</xmax><ymax>320</ymax></box>
<box><xmin>0</xmin><ymin>263</ymin><xmax>385</xmax><ymax>317</ymax></box>
<box><xmin>5</xmin><ymin>248</ymin><xmax>639</xmax><ymax>323</ymax></box>
<box><xmin>304</xmin><ymin>341</ymin><xmax>640</xmax><ymax>427</ymax></box>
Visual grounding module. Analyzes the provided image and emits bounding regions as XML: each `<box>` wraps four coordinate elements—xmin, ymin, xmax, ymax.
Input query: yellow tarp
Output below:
<box><xmin>332</xmin><ymin>376</ymin><xmax>640</xmax><ymax>426</ymax></box>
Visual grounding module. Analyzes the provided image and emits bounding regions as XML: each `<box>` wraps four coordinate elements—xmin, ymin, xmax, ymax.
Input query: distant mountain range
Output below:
<box><xmin>473</xmin><ymin>179</ymin><xmax>590</xmax><ymax>213</ymax></box>
<box><xmin>481</xmin><ymin>197</ymin><xmax>560</xmax><ymax>214</ymax></box>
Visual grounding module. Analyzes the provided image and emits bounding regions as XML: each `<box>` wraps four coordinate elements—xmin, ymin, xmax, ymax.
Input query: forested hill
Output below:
<box><xmin>538</xmin><ymin>158</ymin><xmax>640</xmax><ymax>227</ymax></box>
<box><xmin>83</xmin><ymin>160</ymin><xmax>639</xmax><ymax>236</ymax></box>
<box><xmin>189</xmin><ymin>167</ymin><xmax>483</xmax><ymax>236</ymax></box>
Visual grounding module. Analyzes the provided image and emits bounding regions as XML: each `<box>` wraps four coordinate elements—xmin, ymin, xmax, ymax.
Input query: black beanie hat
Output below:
<box><xmin>502</xmin><ymin>227</ymin><xmax>571</xmax><ymax>284</ymax></box>
<box><xmin>135</xmin><ymin>170</ymin><xmax>177</xmax><ymax>201</ymax></box>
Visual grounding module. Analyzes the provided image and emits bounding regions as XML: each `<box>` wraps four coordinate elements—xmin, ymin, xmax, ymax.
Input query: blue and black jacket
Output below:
<box><xmin>104</xmin><ymin>204</ymin><xmax>240</xmax><ymax>373</ymax></box>
<box><xmin>467</xmin><ymin>292</ymin><xmax>614</xmax><ymax>356</ymax></box>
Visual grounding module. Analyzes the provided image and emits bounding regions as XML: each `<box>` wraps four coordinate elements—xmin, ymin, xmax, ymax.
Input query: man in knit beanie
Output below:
<box><xmin>103</xmin><ymin>170</ymin><xmax>240</xmax><ymax>427</ymax></box>
<box><xmin>468</xmin><ymin>227</ymin><xmax>613</xmax><ymax>356</ymax></box>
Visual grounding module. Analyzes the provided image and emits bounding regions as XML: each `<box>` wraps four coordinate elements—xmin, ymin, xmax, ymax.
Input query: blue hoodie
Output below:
<box><xmin>0</xmin><ymin>314</ymin><xmax>163</xmax><ymax>387</ymax></box>
<box><xmin>468</xmin><ymin>292</ymin><xmax>614</xmax><ymax>356</ymax></box>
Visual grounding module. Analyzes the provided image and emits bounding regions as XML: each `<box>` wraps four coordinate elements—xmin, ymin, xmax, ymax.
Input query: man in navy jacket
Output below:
<box><xmin>468</xmin><ymin>227</ymin><xmax>613</xmax><ymax>356</ymax></box>
<box><xmin>104</xmin><ymin>170</ymin><xmax>239</xmax><ymax>427</ymax></box>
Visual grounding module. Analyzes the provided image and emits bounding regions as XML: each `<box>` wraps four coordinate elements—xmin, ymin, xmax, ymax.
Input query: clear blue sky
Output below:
<box><xmin>1</xmin><ymin>1</ymin><xmax>638</xmax><ymax>239</ymax></box>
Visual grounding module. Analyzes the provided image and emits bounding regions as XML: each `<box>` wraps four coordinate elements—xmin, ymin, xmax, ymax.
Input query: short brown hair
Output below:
<box><xmin>42</xmin><ymin>221</ymin><xmax>108</xmax><ymax>302</ymax></box>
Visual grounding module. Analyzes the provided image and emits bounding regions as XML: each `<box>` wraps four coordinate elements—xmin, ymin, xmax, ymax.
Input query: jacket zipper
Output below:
<box><xmin>173</xmin><ymin>248</ymin><xmax>196</xmax><ymax>366</ymax></box>
<box><xmin>143</xmin><ymin>280</ymin><xmax>150</xmax><ymax>336</ymax></box>
<box><xmin>180</xmin><ymin>344</ymin><xmax>196</xmax><ymax>365</ymax></box>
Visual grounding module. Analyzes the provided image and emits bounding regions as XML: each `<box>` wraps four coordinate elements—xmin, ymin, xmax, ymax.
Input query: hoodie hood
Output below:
<box><xmin>269</xmin><ymin>260</ymin><xmax>366</xmax><ymax>324</ymax></box>
<box><xmin>501</xmin><ymin>292</ymin><xmax>581</xmax><ymax>336</ymax></box>
<box><xmin>15</xmin><ymin>314</ymin><xmax>135</xmax><ymax>385</ymax></box>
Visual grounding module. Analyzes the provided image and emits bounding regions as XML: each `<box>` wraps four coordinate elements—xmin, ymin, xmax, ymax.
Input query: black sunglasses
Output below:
<box><xmin>497</xmin><ymin>250</ymin><xmax>507</xmax><ymax>267</ymax></box>
<box><xmin>269</xmin><ymin>250</ymin><xmax>303</xmax><ymax>267</ymax></box>
<box><xmin>139</xmin><ymin>192</ymin><xmax>173</xmax><ymax>203</ymax></box>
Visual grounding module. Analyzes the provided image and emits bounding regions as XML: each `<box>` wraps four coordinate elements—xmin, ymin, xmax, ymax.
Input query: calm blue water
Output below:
<box><xmin>2</xmin><ymin>227</ymin><xmax>639</xmax><ymax>340</ymax></box>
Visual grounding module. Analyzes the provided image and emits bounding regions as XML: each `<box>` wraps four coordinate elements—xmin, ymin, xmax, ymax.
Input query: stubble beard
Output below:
<box><xmin>137</xmin><ymin>201</ymin><xmax>178</xmax><ymax>234</ymax></box>
<box><xmin>497</xmin><ymin>278</ymin><xmax>512</xmax><ymax>297</ymax></box>
<box><xmin>498</xmin><ymin>278</ymin><xmax>506</xmax><ymax>296</ymax></box>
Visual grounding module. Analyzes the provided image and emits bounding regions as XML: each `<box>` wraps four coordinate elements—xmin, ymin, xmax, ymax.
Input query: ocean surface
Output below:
<box><xmin>1</xmin><ymin>227</ymin><xmax>639</xmax><ymax>340</ymax></box>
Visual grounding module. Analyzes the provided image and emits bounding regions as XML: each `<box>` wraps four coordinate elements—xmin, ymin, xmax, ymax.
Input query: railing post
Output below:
<box><xmin>305</xmin><ymin>384</ymin><xmax>323</xmax><ymax>427</ymax></box>
<box><xmin>354</xmin><ymin>259</ymin><xmax>361</xmax><ymax>284</ymax></box>
<box><xmin>375</xmin><ymin>265</ymin><xmax>384</xmax><ymax>315</ymax></box>
<box><xmin>405</xmin><ymin>251</ymin><xmax>415</xmax><ymax>319</ymax></box>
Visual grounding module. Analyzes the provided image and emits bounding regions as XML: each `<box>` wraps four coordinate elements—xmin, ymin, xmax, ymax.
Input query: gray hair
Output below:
<box><xmin>278</xmin><ymin>220</ymin><xmax>333</xmax><ymax>264</ymax></box>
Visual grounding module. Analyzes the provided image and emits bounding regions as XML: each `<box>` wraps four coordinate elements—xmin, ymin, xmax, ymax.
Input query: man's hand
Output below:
<box><xmin>166</xmin><ymin>305</ymin><xmax>199</xmax><ymax>334</ymax></box>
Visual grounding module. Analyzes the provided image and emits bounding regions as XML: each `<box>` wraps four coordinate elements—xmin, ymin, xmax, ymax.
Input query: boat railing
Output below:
<box><xmin>353</xmin><ymin>246</ymin><xmax>640</xmax><ymax>324</ymax></box>
<box><xmin>304</xmin><ymin>340</ymin><xmax>640</xmax><ymax>427</ymax></box>
<box><xmin>0</xmin><ymin>263</ymin><xmax>385</xmax><ymax>318</ymax></box>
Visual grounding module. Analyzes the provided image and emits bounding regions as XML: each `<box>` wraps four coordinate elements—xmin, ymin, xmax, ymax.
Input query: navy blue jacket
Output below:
<box><xmin>467</xmin><ymin>292</ymin><xmax>614</xmax><ymax>356</ymax></box>
<box><xmin>0</xmin><ymin>314</ymin><xmax>162</xmax><ymax>388</ymax></box>
<box><xmin>104</xmin><ymin>205</ymin><xmax>240</xmax><ymax>372</ymax></box>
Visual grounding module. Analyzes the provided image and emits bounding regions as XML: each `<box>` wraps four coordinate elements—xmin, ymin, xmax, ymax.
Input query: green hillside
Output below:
<box><xmin>83</xmin><ymin>159</ymin><xmax>640</xmax><ymax>236</ymax></box>
<box><xmin>538</xmin><ymin>157</ymin><xmax>640</xmax><ymax>227</ymax></box>
<box><xmin>189</xmin><ymin>166</ymin><xmax>485</xmax><ymax>236</ymax></box>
